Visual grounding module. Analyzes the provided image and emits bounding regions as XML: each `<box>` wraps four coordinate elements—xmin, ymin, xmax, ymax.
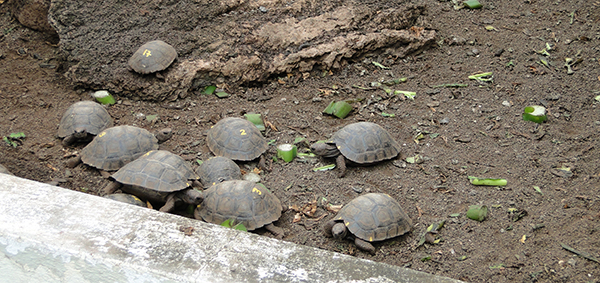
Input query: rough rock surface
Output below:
<box><xmin>48</xmin><ymin>0</ymin><xmax>435</xmax><ymax>101</ymax></box>
<box><xmin>8</xmin><ymin>0</ymin><xmax>56</xmax><ymax>34</ymax></box>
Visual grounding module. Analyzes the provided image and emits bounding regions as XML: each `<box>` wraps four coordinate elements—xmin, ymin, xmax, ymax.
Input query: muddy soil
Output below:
<box><xmin>1</xmin><ymin>1</ymin><xmax>600</xmax><ymax>282</ymax></box>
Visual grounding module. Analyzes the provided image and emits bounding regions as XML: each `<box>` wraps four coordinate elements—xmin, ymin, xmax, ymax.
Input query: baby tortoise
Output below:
<box><xmin>206</xmin><ymin>117</ymin><xmax>269</xmax><ymax>170</ymax></box>
<box><xmin>128</xmin><ymin>40</ymin><xmax>177</xmax><ymax>74</ymax></box>
<box><xmin>67</xmin><ymin>125</ymin><xmax>172</xmax><ymax>172</ymax></box>
<box><xmin>58</xmin><ymin>101</ymin><xmax>113</xmax><ymax>146</ymax></box>
<box><xmin>324</xmin><ymin>193</ymin><xmax>412</xmax><ymax>254</ymax></box>
<box><xmin>311</xmin><ymin>122</ymin><xmax>400</xmax><ymax>177</ymax></box>
<box><xmin>194</xmin><ymin>180</ymin><xmax>284</xmax><ymax>238</ymax></box>
<box><xmin>195</xmin><ymin>156</ymin><xmax>242</xmax><ymax>188</ymax></box>
<box><xmin>104</xmin><ymin>150</ymin><xmax>203</xmax><ymax>212</ymax></box>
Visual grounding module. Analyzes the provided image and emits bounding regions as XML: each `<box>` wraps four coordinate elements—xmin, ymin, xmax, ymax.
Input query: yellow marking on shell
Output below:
<box><xmin>133</xmin><ymin>196</ymin><xmax>142</xmax><ymax>202</ymax></box>
<box><xmin>196</xmin><ymin>204</ymin><xmax>202</xmax><ymax>209</ymax></box>
<box><xmin>252</xmin><ymin>187</ymin><xmax>262</xmax><ymax>195</ymax></box>
<box><xmin>142</xmin><ymin>49</ymin><xmax>152</xmax><ymax>57</ymax></box>
<box><xmin>186</xmin><ymin>182</ymin><xmax>191</xmax><ymax>187</ymax></box>
<box><xmin>212</xmin><ymin>182</ymin><xmax>216</xmax><ymax>185</ymax></box>
<box><xmin>143</xmin><ymin>151</ymin><xmax>152</xmax><ymax>157</ymax></box>
<box><xmin>345</xmin><ymin>221</ymin><xmax>350</xmax><ymax>226</ymax></box>
<box><xmin>337</xmin><ymin>145</ymin><xmax>341</xmax><ymax>149</ymax></box>
<box><xmin>98</xmin><ymin>131</ymin><xmax>106</xmax><ymax>138</ymax></box>
<box><xmin>240</xmin><ymin>129</ymin><xmax>247</xmax><ymax>135</ymax></box>
<box><xmin>369</xmin><ymin>237</ymin><xmax>373</xmax><ymax>241</ymax></box>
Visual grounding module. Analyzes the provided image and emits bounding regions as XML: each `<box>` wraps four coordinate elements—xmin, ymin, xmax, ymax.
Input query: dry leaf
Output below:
<box><xmin>46</xmin><ymin>163</ymin><xmax>59</xmax><ymax>172</ymax></box>
<box><xmin>265</xmin><ymin>121</ymin><xmax>278</xmax><ymax>131</ymax></box>
<box><xmin>409</xmin><ymin>26</ymin><xmax>425</xmax><ymax>37</ymax></box>
<box><xmin>293</xmin><ymin>212</ymin><xmax>302</xmax><ymax>223</ymax></box>
<box><xmin>303</xmin><ymin>200</ymin><xmax>317</xmax><ymax>217</ymax></box>
<box><xmin>326</xmin><ymin>204</ymin><xmax>343</xmax><ymax>213</ymax></box>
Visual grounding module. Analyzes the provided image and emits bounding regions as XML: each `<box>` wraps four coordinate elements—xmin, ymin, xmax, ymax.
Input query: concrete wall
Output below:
<box><xmin>0</xmin><ymin>173</ymin><xmax>463</xmax><ymax>283</ymax></box>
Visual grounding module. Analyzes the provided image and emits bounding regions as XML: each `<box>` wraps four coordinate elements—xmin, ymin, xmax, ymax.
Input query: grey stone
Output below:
<box><xmin>0</xmin><ymin>173</ymin><xmax>464</xmax><ymax>283</ymax></box>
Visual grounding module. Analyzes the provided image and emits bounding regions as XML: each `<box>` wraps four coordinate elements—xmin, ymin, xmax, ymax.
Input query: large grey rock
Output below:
<box><xmin>48</xmin><ymin>0</ymin><xmax>435</xmax><ymax>101</ymax></box>
<box><xmin>0</xmin><ymin>173</ymin><xmax>465</xmax><ymax>283</ymax></box>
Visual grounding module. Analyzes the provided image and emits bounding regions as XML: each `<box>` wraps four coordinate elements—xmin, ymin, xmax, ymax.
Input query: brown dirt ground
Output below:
<box><xmin>2</xmin><ymin>1</ymin><xmax>600</xmax><ymax>282</ymax></box>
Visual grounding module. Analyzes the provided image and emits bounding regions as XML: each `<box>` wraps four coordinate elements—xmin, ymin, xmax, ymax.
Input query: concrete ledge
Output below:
<box><xmin>0</xmin><ymin>173</ymin><xmax>463</xmax><ymax>283</ymax></box>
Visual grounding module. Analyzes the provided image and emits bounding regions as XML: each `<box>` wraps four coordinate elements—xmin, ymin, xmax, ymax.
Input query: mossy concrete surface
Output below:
<box><xmin>0</xmin><ymin>173</ymin><xmax>463</xmax><ymax>283</ymax></box>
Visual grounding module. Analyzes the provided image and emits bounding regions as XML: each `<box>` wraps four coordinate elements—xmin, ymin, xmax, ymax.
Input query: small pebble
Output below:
<box><xmin>258</xmin><ymin>6</ymin><xmax>268</xmax><ymax>13</ymax></box>
<box><xmin>352</xmin><ymin>187</ymin><xmax>363</xmax><ymax>193</ymax></box>
<box><xmin>502</xmin><ymin>101</ymin><xmax>511</xmax><ymax>107</ymax></box>
<box><xmin>440</xmin><ymin>117</ymin><xmax>450</xmax><ymax>124</ymax></box>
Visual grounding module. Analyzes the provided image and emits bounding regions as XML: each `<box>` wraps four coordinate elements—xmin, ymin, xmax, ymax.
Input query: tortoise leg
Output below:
<box><xmin>193</xmin><ymin>205</ymin><xmax>203</xmax><ymax>220</ymax></box>
<box><xmin>103</xmin><ymin>181</ymin><xmax>122</xmax><ymax>195</ymax></box>
<box><xmin>65</xmin><ymin>156</ymin><xmax>82</xmax><ymax>168</ymax></box>
<box><xmin>99</xmin><ymin>170</ymin><xmax>112</xmax><ymax>178</ymax></box>
<box><xmin>62</xmin><ymin>135</ymin><xmax>76</xmax><ymax>147</ymax></box>
<box><xmin>336</xmin><ymin>154</ymin><xmax>347</xmax><ymax>178</ymax></box>
<box><xmin>354</xmin><ymin>238</ymin><xmax>376</xmax><ymax>254</ymax></box>
<box><xmin>258</xmin><ymin>155</ymin><xmax>270</xmax><ymax>172</ymax></box>
<box><xmin>159</xmin><ymin>193</ymin><xmax>178</xmax><ymax>212</ymax></box>
<box><xmin>264</xmin><ymin>223</ymin><xmax>284</xmax><ymax>239</ymax></box>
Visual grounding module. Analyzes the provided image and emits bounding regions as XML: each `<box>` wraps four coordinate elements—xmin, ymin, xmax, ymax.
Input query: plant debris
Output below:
<box><xmin>561</xmin><ymin>243</ymin><xmax>599</xmax><ymax>264</ymax></box>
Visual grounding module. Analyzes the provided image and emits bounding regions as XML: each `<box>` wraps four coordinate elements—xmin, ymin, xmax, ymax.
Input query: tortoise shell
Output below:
<box><xmin>206</xmin><ymin>117</ymin><xmax>268</xmax><ymax>161</ymax></box>
<box><xmin>105</xmin><ymin>193</ymin><xmax>146</xmax><ymax>207</ymax></box>
<box><xmin>57</xmin><ymin>101</ymin><xmax>113</xmax><ymax>141</ymax></box>
<box><xmin>80</xmin><ymin>125</ymin><xmax>159</xmax><ymax>171</ymax></box>
<box><xmin>331</xmin><ymin>122</ymin><xmax>400</xmax><ymax>163</ymax></box>
<box><xmin>111</xmin><ymin>150</ymin><xmax>197</xmax><ymax>192</ymax></box>
<box><xmin>196</xmin><ymin>180</ymin><xmax>282</xmax><ymax>230</ymax></box>
<box><xmin>334</xmin><ymin>193</ymin><xmax>412</xmax><ymax>242</ymax></box>
<box><xmin>196</xmin><ymin>156</ymin><xmax>241</xmax><ymax>188</ymax></box>
<box><xmin>128</xmin><ymin>40</ymin><xmax>177</xmax><ymax>74</ymax></box>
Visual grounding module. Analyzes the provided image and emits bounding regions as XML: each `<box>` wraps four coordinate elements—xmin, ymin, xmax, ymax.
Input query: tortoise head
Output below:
<box><xmin>331</xmin><ymin>222</ymin><xmax>348</xmax><ymax>239</ymax></box>
<box><xmin>310</xmin><ymin>141</ymin><xmax>340</xmax><ymax>158</ymax></box>
<box><xmin>182</xmin><ymin>188</ymin><xmax>204</xmax><ymax>205</ymax></box>
<box><xmin>72</xmin><ymin>127</ymin><xmax>89</xmax><ymax>139</ymax></box>
<box><xmin>155</xmin><ymin>128</ymin><xmax>173</xmax><ymax>143</ymax></box>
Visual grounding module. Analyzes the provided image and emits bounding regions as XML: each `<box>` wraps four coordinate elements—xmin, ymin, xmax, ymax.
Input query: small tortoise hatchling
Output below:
<box><xmin>324</xmin><ymin>193</ymin><xmax>412</xmax><ymax>254</ymax></box>
<box><xmin>195</xmin><ymin>156</ymin><xmax>242</xmax><ymax>188</ymax></box>
<box><xmin>311</xmin><ymin>122</ymin><xmax>401</xmax><ymax>177</ymax></box>
<box><xmin>206</xmin><ymin>117</ymin><xmax>269</xmax><ymax>170</ymax></box>
<box><xmin>104</xmin><ymin>150</ymin><xmax>203</xmax><ymax>212</ymax></box>
<box><xmin>58</xmin><ymin>101</ymin><xmax>113</xmax><ymax>146</ymax></box>
<box><xmin>128</xmin><ymin>40</ymin><xmax>177</xmax><ymax>74</ymax></box>
<box><xmin>194</xmin><ymin>180</ymin><xmax>285</xmax><ymax>238</ymax></box>
<box><xmin>67</xmin><ymin>125</ymin><xmax>172</xmax><ymax>172</ymax></box>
